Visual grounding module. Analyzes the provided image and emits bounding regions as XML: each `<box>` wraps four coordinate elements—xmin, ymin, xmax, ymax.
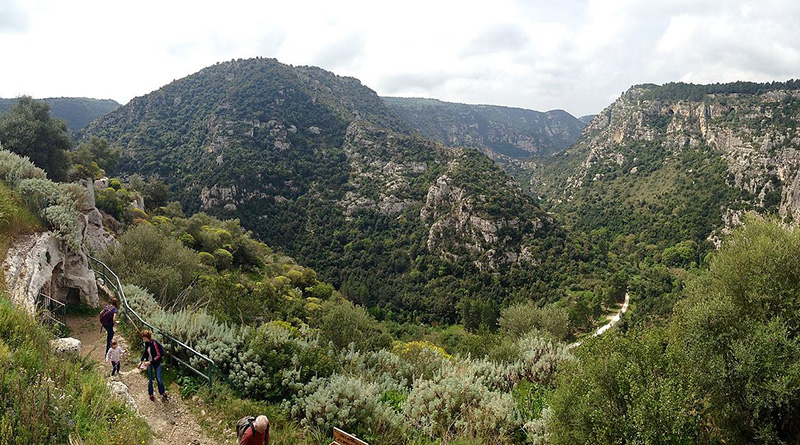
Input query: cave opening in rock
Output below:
<box><xmin>66</xmin><ymin>287</ymin><xmax>81</xmax><ymax>307</ymax></box>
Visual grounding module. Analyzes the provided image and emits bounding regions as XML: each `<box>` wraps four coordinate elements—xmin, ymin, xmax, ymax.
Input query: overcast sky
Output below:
<box><xmin>1</xmin><ymin>0</ymin><xmax>798</xmax><ymax>116</ymax></box>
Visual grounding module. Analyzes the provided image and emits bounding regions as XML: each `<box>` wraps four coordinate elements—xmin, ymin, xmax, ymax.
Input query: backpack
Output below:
<box><xmin>99</xmin><ymin>304</ymin><xmax>115</xmax><ymax>326</ymax></box>
<box><xmin>236</xmin><ymin>416</ymin><xmax>255</xmax><ymax>440</ymax></box>
<box><xmin>153</xmin><ymin>339</ymin><xmax>165</xmax><ymax>359</ymax></box>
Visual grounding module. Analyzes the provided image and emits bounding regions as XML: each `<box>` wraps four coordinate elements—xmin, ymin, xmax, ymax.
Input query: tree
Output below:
<box><xmin>0</xmin><ymin>96</ymin><xmax>72</xmax><ymax>181</ymax></box>
<box><xmin>68</xmin><ymin>136</ymin><xmax>120</xmax><ymax>180</ymax></box>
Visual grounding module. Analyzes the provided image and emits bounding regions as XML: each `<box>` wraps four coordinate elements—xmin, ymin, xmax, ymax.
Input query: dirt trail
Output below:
<box><xmin>568</xmin><ymin>292</ymin><xmax>630</xmax><ymax>349</ymax></box>
<box><xmin>67</xmin><ymin>314</ymin><xmax>219</xmax><ymax>445</ymax></box>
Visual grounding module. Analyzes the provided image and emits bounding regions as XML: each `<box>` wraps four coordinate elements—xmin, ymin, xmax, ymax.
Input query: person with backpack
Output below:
<box><xmin>237</xmin><ymin>415</ymin><xmax>269</xmax><ymax>445</ymax></box>
<box><xmin>99</xmin><ymin>298</ymin><xmax>119</xmax><ymax>354</ymax></box>
<box><xmin>138</xmin><ymin>329</ymin><xmax>169</xmax><ymax>402</ymax></box>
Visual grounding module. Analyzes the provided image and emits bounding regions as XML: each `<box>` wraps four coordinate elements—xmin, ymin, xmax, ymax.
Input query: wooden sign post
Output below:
<box><xmin>331</xmin><ymin>427</ymin><xmax>369</xmax><ymax>445</ymax></box>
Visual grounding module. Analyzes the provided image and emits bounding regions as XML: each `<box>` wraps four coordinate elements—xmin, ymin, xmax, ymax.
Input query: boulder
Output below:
<box><xmin>50</xmin><ymin>337</ymin><xmax>81</xmax><ymax>353</ymax></box>
<box><xmin>106</xmin><ymin>380</ymin><xmax>139</xmax><ymax>413</ymax></box>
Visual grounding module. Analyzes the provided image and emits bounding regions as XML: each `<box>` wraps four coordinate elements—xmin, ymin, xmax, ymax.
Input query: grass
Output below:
<box><xmin>0</xmin><ymin>182</ymin><xmax>43</xmax><ymax>289</ymax></box>
<box><xmin>184</xmin><ymin>384</ymin><xmax>308</xmax><ymax>444</ymax></box>
<box><xmin>0</xmin><ymin>296</ymin><xmax>152</xmax><ymax>444</ymax></box>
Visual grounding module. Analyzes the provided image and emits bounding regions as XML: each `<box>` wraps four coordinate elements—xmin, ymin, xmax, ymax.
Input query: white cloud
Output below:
<box><xmin>0</xmin><ymin>0</ymin><xmax>799</xmax><ymax>116</ymax></box>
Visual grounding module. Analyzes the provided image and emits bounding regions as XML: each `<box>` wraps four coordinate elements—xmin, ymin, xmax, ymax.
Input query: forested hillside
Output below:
<box><xmin>82</xmin><ymin>58</ymin><xmax>577</xmax><ymax>324</ymax></box>
<box><xmin>383</xmin><ymin>97</ymin><xmax>585</xmax><ymax>159</ymax></box>
<box><xmin>0</xmin><ymin>97</ymin><xmax>120</xmax><ymax>132</ymax></box>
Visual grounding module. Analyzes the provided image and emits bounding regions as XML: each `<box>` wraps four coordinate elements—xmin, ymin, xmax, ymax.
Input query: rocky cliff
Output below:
<box><xmin>532</xmin><ymin>81</ymin><xmax>800</xmax><ymax>247</ymax></box>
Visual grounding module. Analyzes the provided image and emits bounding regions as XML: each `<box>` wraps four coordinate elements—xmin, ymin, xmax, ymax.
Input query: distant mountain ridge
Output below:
<box><xmin>82</xmin><ymin>58</ymin><xmax>569</xmax><ymax>322</ymax></box>
<box><xmin>530</xmin><ymin>80</ymin><xmax>800</xmax><ymax>250</ymax></box>
<box><xmin>383</xmin><ymin>97</ymin><xmax>585</xmax><ymax>160</ymax></box>
<box><xmin>0</xmin><ymin>97</ymin><xmax>120</xmax><ymax>132</ymax></box>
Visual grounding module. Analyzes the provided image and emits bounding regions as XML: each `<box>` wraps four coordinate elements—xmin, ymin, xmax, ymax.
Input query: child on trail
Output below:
<box><xmin>105</xmin><ymin>339</ymin><xmax>123</xmax><ymax>377</ymax></box>
<box><xmin>138</xmin><ymin>329</ymin><xmax>169</xmax><ymax>402</ymax></box>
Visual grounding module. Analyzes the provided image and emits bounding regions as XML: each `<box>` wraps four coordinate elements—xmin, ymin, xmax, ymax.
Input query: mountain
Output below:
<box><xmin>530</xmin><ymin>80</ymin><xmax>800</xmax><ymax>251</ymax></box>
<box><xmin>82</xmin><ymin>58</ymin><xmax>569</xmax><ymax>323</ymax></box>
<box><xmin>383</xmin><ymin>97</ymin><xmax>586</xmax><ymax>159</ymax></box>
<box><xmin>0</xmin><ymin>97</ymin><xmax>120</xmax><ymax>132</ymax></box>
<box><xmin>578</xmin><ymin>114</ymin><xmax>597</xmax><ymax>125</ymax></box>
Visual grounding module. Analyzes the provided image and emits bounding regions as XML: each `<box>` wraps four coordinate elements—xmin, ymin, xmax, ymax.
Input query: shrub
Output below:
<box><xmin>403</xmin><ymin>372</ymin><xmax>520</xmax><ymax>441</ymax></box>
<box><xmin>122</xmin><ymin>284</ymin><xmax>162</xmax><ymax>318</ymax></box>
<box><xmin>500</xmin><ymin>302</ymin><xmax>571</xmax><ymax>341</ymax></box>
<box><xmin>340</xmin><ymin>348</ymin><xmax>416</xmax><ymax>390</ymax></box>
<box><xmin>213</xmin><ymin>247</ymin><xmax>233</xmax><ymax>270</ymax></box>
<box><xmin>292</xmin><ymin>374</ymin><xmax>401</xmax><ymax>441</ymax></box>
<box><xmin>42</xmin><ymin>204</ymin><xmax>82</xmax><ymax>250</ymax></box>
<box><xmin>229</xmin><ymin>322</ymin><xmax>334</xmax><ymax>402</ymax></box>
<box><xmin>392</xmin><ymin>340</ymin><xmax>451</xmax><ymax>380</ymax></box>
<box><xmin>317</xmin><ymin>300</ymin><xmax>392</xmax><ymax>351</ymax></box>
<box><xmin>102</xmin><ymin>224</ymin><xmax>202</xmax><ymax>306</ymax></box>
<box><xmin>506</xmin><ymin>335</ymin><xmax>573</xmax><ymax>387</ymax></box>
<box><xmin>17</xmin><ymin>178</ymin><xmax>61</xmax><ymax>211</ymax></box>
<box><xmin>150</xmin><ymin>309</ymin><xmax>243</xmax><ymax>376</ymax></box>
<box><xmin>0</xmin><ymin>148</ymin><xmax>46</xmax><ymax>186</ymax></box>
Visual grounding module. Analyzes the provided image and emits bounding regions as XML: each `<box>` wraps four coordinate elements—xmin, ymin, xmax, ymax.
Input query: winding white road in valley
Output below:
<box><xmin>568</xmin><ymin>292</ymin><xmax>630</xmax><ymax>349</ymax></box>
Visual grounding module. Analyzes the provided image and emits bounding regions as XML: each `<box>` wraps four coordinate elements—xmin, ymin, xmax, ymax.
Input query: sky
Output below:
<box><xmin>1</xmin><ymin>0</ymin><xmax>799</xmax><ymax>117</ymax></box>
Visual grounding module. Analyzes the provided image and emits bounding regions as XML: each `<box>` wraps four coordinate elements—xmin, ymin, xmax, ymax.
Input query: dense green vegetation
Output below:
<box><xmin>640</xmin><ymin>79</ymin><xmax>800</xmax><ymax>102</ymax></box>
<box><xmin>9</xmin><ymin>63</ymin><xmax>800</xmax><ymax>443</ymax></box>
<box><xmin>547</xmin><ymin>217</ymin><xmax>800</xmax><ymax>443</ymax></box>
<box><xmin>0</xmin><ymin>97</ymin><xmax>120</xmax><ymax>133</ymax></box>
<box><xmin>383</xmin><ymin>97</ymin><xmax>585</xmax><ymax>159</ymax></box>
<box><xmin>0</xmin><ymin>97</ymin><xmax>72</xmax><ymax>182</ymax></box>
<box><xmin>104</xmin><ymin>205</ymin><xmax>579</xmax><ymax>443</ymax></box>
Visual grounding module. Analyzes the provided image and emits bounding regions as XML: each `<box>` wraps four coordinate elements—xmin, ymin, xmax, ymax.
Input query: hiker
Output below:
<box><xmin>238</xmin><ymin>415</ymin><xmax>270</xmax><ymax>445</ymax></box>
<box><xmin>105</xmin><ymin>339</ymin><xmax>124</xmax><ymax>378</ymax></box>
<box><xmin>99</xmin><ymin>297</ymin><xmax>119</xmax><ymax>354</ymax></box>
<box><xmin>138</xmin><ymin>329</ymin><xmax>169</xmax><ymax>401</ymax></box>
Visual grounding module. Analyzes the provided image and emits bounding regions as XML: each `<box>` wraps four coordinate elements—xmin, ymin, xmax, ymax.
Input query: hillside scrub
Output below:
<box><xmin>0</xmin><ymin>147</ymin><xmax>84</xmax><ymax>249</ymax></box>
<box><xmin>547</xmin><ymin>217</ymin><xmax>800</xmax><ymax>443</ymax></box>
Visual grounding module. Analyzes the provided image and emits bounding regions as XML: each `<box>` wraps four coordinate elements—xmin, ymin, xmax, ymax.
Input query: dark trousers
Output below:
<box><xmin>147</xmin><ymin>361</ymin><xmax>165</xmax><ymax>396</ymax></box>
<box><xmin>111</xmin><ymin>361</ymin><xmax>120</xmax><ymax>376</ymax></box>
<box><xmin>103</xmin><ymin>324</ymin><xmax>114</xmax><ymax>354</ymax></box>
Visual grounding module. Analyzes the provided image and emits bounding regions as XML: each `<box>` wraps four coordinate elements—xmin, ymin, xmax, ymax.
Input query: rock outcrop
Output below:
<box><xmin>3</xmin><ymin>231</ymin><xmax>99</xmax><ymax>313</ymax></box>
<box><xmin>50</xmin><ymin>337</ymin><xmax>82</xmax><ymax>354</ymax></box>
<box><xmin>536</xmin><ymin>83</ymin><xmax>800</xmax><ymax>232</ymax></box>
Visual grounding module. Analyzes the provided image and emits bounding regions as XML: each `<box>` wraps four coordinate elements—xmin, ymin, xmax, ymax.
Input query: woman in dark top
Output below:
<box><xmin>138</xmin><ymin>329</ymin><xmax>168</xmax><ymax>401</ymax></box>
<box><xmin>100</xmin><ymin>297</ymin><xmax>119</xmax><ymax>353</ymax></box>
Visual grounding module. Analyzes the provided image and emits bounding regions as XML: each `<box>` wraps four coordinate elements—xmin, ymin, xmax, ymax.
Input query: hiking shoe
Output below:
<box><xmin>162</xmin><ymin>392</ymin><xmax>169</xmax><ymax>401</ymax></box>
<box><xmin>149</xmin><ymin>395</ymin><xmax>155</xmax><ymax>402</ymax></box>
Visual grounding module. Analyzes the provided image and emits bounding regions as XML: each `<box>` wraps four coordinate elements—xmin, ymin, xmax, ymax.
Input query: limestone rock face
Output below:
<box><xmin>84</xmin><ymin>208</ymin><xmax>117</xmax><ymax>254</ymax></box>
<box><xmin>549</xmin><ymin>85</ymin><xmax>800</xmax><ymax>225</ymax></box>
<box><xmin>50</xmin><ymin>337</ymin><xmax>82</xmax><ymax>354</ymax></box>
<box><xmin>337</xmin><ymin>122</ymin><xmax>428</xmax><ymax>217</ymax></box>
<box><xmin>421</xmin><ymin>174</ymin><xmax>544</xmax><ymax>271</ymax></box>
<box><xmin>3</xmin><ymin>232</ymin><xmax>98</xmax><ymax>314</ymax></box>
<box><xmin>200</xmin><ymin>184</ymin><xmax>238</xmax><ymax>209</ymax></box>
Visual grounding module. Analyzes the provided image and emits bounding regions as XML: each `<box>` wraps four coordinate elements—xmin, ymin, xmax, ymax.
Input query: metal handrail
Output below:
<box><xmin>88</xmin><ymin>255</ymin><xmax>219</xmax><ymax>385</ymax></box>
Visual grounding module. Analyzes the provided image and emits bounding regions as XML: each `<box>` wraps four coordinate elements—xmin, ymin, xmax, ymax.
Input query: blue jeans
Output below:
<box><xmin>103</xmin><ymin>324</ymin><xmax>114</xmax><ymax>354</ymax></box>
<box><xmin>147</xmin><ymin>361</ymin><xmax>165</xmax><ymax>396</ymax></box>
